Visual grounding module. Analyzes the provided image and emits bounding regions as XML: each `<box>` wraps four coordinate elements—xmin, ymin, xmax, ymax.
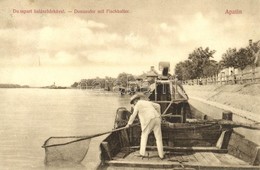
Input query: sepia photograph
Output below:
<box><xmin>0</xmin><ymin>0</ymin><xmax>260</xmax><ymax>169</ymax></box>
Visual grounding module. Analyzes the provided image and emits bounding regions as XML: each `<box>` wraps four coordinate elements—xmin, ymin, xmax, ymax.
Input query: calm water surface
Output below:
<box><xmin>0</xmin><ymin>88</ymin><xmax>131</xmax><ymax>170</ymax></box>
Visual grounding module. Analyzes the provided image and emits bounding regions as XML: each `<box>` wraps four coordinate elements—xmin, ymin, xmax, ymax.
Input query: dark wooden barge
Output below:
<box><xmin>99</xmin><ymin>62</ymin><xmax>260</xmax><ymax>170</ymax></box>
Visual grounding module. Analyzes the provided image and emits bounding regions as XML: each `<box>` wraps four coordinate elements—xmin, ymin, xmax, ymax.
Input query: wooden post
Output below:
<box><xmin>252</xmin><ymin>66</ymin><xmax>255</xmax><ymax>83</ymax></box>
<box><xmin>241</xmin><ymin>71</ymin><xmax>243</xmax><ymax>84</ymax></box>
<box><xmin>222</xmin><ymin>110</ymin><xmax>233</xmax><ymax>121</ymax></box>
<box><xmin>216</xmin><ymin>111</ymin><xmax>234</xmax><ymax>149</ymax></box>
<box><xmin>202</xmin><ymin>114</ymin><xmax>208</xmax><ymax>120</ymax></box>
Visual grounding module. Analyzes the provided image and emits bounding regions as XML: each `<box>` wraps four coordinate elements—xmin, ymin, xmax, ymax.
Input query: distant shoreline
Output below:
<box><xmin>0</xmin><ymin>84</ymin><xmax>71</xmax><ymax>89</ymax></box>
<box><xmin>0</xmin><ymin>84</ymin><xmax>30</xmax><ymax>88</ymax></box>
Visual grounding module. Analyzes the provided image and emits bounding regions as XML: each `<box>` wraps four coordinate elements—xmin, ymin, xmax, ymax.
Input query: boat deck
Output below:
<box><xmin>104</xmin><ymin>150</ymin><xmax>259</xmax><ymax>170</ymax></box>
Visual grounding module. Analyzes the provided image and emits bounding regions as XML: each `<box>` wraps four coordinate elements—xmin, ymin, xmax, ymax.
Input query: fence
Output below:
<box><xmin>185</xmin><ymin>69</ymin><xmax>260</xmax><ymax>85</ymax></box>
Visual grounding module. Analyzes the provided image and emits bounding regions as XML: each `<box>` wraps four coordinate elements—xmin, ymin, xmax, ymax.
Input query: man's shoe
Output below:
<box><xmin>159</xmin><ymin>155</ymin><xmax>165</xmax><ymax>160</ymax></box>
<box><xmin>134</xmin><ymin>153</ymin><xmax>144</xmax><ymax>157</ymax></box>
<box><xmin>134</xmin><ymin>153</ymin><xmax>149</xmax><ymax>159</ymax></box>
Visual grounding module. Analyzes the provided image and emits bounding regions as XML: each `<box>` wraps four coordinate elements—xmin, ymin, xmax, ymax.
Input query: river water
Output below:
<box><xmin>0</xmin><ymin>88</ymin><xmax>131</xmax><ymax>170</ymax></box>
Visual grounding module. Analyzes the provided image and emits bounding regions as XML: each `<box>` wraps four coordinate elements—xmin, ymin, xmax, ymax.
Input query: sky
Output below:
<box><xmin>0</xmin><ymin>0</ymin><xmax>260</xmax><ymax>87</ymax></box>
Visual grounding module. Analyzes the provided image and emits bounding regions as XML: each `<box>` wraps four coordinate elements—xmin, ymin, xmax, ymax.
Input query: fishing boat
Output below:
<box><xmin>98</xmin><ymin>62</ymin><xmax>260</xmax><ymax>170</ymax></box>
<box><xmin>42</xmin><ymin>62</ymin><xmax>260</xmax><ymax>169</ymax></box>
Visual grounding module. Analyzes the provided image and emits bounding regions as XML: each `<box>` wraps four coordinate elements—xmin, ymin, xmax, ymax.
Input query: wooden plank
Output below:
<box><xmin>213</xmin><ymin>153</ymin><xmax>248</xmax><ymax>165</ymax></box>
<box><xmin>200</xmin><ymin>152</ymin><xmax>222</xmax><ymax>165</ymax></box>
<box><xmin>130</xmin><ymin>146</ymin><xmax>227</xmax><ymax>153</ymax></box>
<box><xmin>172</xmin><ymin>132</ymin><xmax>218</xmax><ymax>138</ymax></box>
<box><xmin>125</xmin><ymin>151</ymin><xmax>136</xmax><ymax>160</ymax></box>
<box><xmin>223</xmin><ymin>154</ymin><xmax>248</xmax><ymax>165</ymax></box>
<box><xmin>193</xmin><ymin>152</ymin><xmax>208</xmax><ymax>165</ymax></box>
<box><xmin>220</xmin><ymin>154</ymin><xmax>241</xmax><ymax>165</ymax></box>
<box><xmin>199</xmin><ymin>152</ymin><xmax>214</xmax><ymax>165</ymax></box>
<box><xmin>174</xmin><ymin>139</ymin><xmax>216</xmax><ymax>147</ymax></box>
<box><xmin>194</xmin><ymin>164</ymin><xmax>260</xmax><ymax>170</ymax></box>
<box><xmin>181</xmin><ymin>154</ymin><xmax>193</xmax><ymax>163</ymax></box>
<box><xmin>214</xmin><ymin>153</ymin><xmax>232</xmax><ymax>165</ymax></box>
<box><xmin>199</xmin><ymin>152</ymin><xmax>214</xmax><ymax>164</ymax></box>
<box><xmin>185</xmin><ymin>153</ymin><xmax>198</xmax><ymax>163</ymax></box>
<box><xmin>130</xmin><ymin>168</ymin><xmax>149</xmax><ymax>170</ymax></box>
<box><xmin>124</xmin><ymin>168</ymin><xmax>135</xmax><ymax>170</ymax></box>
<box><xmin>168</xmin><ymin>132</ymin><xmax>174</xmax><ymax>147</ymax></box>
<box><xmin>106</xmin><ymin>164</ymin><xmax>260</xmax><ymax>170</ymax></box>
<box><xmin>105</xmin><ymin>158</ymin><xmax>259</xmax><ymax>170</ymax></box>
<box><xmin>107</xmin><ymin>167</ymin><xmax>125</xmax><ymax>170</ymax></box>
<box><xmin>106</xmin><ymin>160</ymin><xmax>181</xmax><ymax>169</ymax></box>
<box><xmin>169</xmin><ymin>155</ymin><xmax>185</xmax><ymax>163</ymax></box>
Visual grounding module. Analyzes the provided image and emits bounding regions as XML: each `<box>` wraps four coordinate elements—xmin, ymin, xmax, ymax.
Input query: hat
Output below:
<box><xmin>130</xmin><ymin>93</ymin><xmax>145</xmax><ymax>104</ymax></box>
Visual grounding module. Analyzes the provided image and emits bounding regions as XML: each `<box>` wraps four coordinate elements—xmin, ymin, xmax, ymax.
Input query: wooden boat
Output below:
<box><xmin>98</xmin><ymin>62</ymin><xmax>260</xmax><ymax>170</ymax></box>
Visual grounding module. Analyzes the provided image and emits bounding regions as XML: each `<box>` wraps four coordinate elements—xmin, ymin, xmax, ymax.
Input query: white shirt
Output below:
<box><xmin>127</xmin><ymin>100</ymin><xmax>161</xmax><ymax>131</ymax></box>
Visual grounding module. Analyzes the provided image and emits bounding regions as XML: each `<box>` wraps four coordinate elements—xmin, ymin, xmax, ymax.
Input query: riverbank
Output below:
<box><xmin>183</xmin><ymin>83</ymin><xmax>260</xmax><ymax>146</ymax></box>
<box><xmin>183</xmin><ymin>83</ymin><xmax>260</xmax><ymax>116</ymax></box>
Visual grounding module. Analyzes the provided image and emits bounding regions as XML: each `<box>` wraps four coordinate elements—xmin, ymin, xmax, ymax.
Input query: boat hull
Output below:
<box><xmin>99</xmin><ymin>120</ymin><xmax>259</xmax><ymax>169</ymax></box>
<box><xmin>99</xmin><ymin>126</ymin><xmax>260</xmax><ymax>169</ymax></box>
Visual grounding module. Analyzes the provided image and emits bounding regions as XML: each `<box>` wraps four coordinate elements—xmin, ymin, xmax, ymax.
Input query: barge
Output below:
<box><xmin>98</xmin><ymin>62</ymin><xmax>260</xmax><ymax>170</ymax></box>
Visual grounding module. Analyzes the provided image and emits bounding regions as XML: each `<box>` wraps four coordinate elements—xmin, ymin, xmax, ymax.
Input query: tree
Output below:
<box><xmin>202</xmin><ymin>60</ymin><xmax>220</xmax><ymax>77</ymax></box>
<box><xmin>71</xmin><ymin>82</ymin><xmax>79</xmax><ymax>88</ymax></box>
<box><xmin>220</xmin><ymin>48</ymin><xmax>237</xmax><ymax>68</ymax></box>
<box><xmin>175</xmin><ymin>60</ymin><xmax>194</xmax><ymax>80</ymax></box>
<box><xmin>175</xmin><ymin>47</ymin><xmax>217</xmax><ymax>80</ymax></box>
<box><xmin>220</xmin><ymin>47</ymin><xmax>254</xmax><ymax>70</ymax></box>
<box><xmin>116</xmin><ymin>73</ymin><xmax>135</xmax><ymax>87</ymax></box>
<box><xmin>249</xmin><ymin>40</ymin><xmax>260</xmax><ymax>67</ymax></box>
<box><xmin>234</xmin><ymin>48</ymin><xmax>254</xmax><ymax>70</ymax></box>
<box><xmin>187</xmin><ymin>47</ymin><xmax>216</xmax><ymax>78</ymax></box>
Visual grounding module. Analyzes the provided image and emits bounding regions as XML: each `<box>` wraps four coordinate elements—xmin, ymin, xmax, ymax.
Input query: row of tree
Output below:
<box><xmin>71</xmin><ymin>41</ymin><xmax>259</xmax><ymax>86</ymax></box>
<box><xmin>175</xmin><ymin>44</ymin><xmax>256</xmax><ymax>80</ymax></box>
<box><xmin>71</xmin><ymin>73</ymin><xmax>136</xmax><ymax>89</ymax></box>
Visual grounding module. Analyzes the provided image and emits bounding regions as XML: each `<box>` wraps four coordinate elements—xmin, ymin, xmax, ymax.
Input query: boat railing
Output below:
<box><xmin>154</xmin><ymin>79</ymin><xmax>187</xmax><ymax>102</ymax></box>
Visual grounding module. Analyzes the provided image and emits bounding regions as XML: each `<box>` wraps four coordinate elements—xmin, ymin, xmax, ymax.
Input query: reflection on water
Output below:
<box><xmin>0</xmin><ymin>88</ymin><xmax>131</xmax><ymax>170</ymax></box>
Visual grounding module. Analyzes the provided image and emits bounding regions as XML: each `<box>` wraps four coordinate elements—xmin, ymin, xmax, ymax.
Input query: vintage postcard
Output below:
<box><xmin>0</xmin><ymin>0</ymin><xmax>259</xmax><ymax>169</ymax></box>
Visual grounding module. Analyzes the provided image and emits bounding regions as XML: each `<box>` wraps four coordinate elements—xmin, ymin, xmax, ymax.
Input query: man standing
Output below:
<box><xmin>126</xmin><ymin>93</ymin><xmax>164</xmax><ymax>159</ymax></box>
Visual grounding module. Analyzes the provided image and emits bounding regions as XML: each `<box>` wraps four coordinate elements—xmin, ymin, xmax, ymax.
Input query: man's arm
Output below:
<box><xmin>126</xmin><ymin>105</ymin><xmax>139</xmax><ymax>126</ymax></box>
